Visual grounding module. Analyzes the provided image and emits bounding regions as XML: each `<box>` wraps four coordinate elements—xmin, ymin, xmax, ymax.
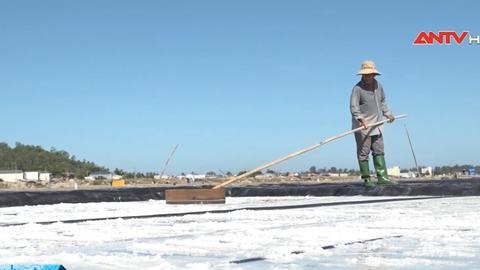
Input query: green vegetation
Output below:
<box><xmin>0</xmin><ymin>142</ymin><xmax>108</xmax><ymax>178</ymax></box>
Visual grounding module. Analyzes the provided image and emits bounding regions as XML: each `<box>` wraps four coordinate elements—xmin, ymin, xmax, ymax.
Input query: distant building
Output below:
<box><xmin>388</xmin><ymin>166</ymin><xmax>416</xmax><ymax>178</ymax></box>
<box><xmin>39</xmin><ymin>172</ymin><xmax>51</xmax><ymax>182</ymax></box>
<box><xmin>421</xmin><ymin>167</ymin><xmax>433</xmax><ymax>176</ymax></box>
<box><xmin>24</xmin><ymin>171</ymin><xmax>39</xmax><ymax>181</ymax></box>
<box><xmin>0</xmin><ymin>170</ymin><xmax>24</xmax><ymax>182</ymax></box>
<box><xmin>85</xmin><ymin>172</ymin><xmax>116</xmax><ymax>181</ymax></box>
<box><xmin>24</xmin><ymin>171</ymin><xmax>51</xmax><ymax>182</ymax></box>
<box><xmin>401</xmin><ymin>171</ymin><xmax>417</xmax><ymax>178</ymax></box>
<box><xmin>327</xmin><ymin>172</ymin><xmax>349</xmax><ymax>177</ymax></box>
<box><xmin>0</xmin><ymin>170</ymin><xmax>51</xmax><ymax>183</ymax></box>
<box><xmin>254</xmin><ymin>173</ymin><xmax>276</xmax><ymax>179</ymax></box>
<box><xmin>154</xmin><ymin>175</ymin><xmax>170</xmax><ymax>180</ymax></box>
<box><xmin>287</xmin><ymin>172</ymin><xmax>300</xmax><ymax>177</ymax></box>
<box><xmin>388</xmin><ymin>166</ymin><xmax>401</xmax><ymax>177</ymax></box>
<box><xmin>185</xmin><ymin>174</ymin><xmax>206</xmax><ymax>182</ymax></box>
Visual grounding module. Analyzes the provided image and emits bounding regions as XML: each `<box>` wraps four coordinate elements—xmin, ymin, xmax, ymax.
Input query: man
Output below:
<box><xmin>350</xmin><ymin>60</ymin><xmax>395</xmax><ymax>187</ymax></box>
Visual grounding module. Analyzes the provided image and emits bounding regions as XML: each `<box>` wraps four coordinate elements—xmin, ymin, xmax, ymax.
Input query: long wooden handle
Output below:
<box><xmin>213</xmin><ymin>114</ymin><xmax>407</xmax><ymax>189</ymax></box>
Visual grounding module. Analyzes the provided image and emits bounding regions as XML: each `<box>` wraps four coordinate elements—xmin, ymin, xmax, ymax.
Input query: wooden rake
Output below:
<box><xmin>165</xmin><ymin>114</ymin><xmax>407</xmax><ymax>204</ymax></box>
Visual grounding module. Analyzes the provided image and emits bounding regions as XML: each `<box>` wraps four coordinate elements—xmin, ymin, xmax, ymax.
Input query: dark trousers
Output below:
<box><xmin>354</xmin><ymin>132</ymin><xmax>384</xmax><ymax>161</ymax></box>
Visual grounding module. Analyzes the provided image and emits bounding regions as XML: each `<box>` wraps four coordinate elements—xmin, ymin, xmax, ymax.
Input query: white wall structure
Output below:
<box><xmin>327</xmin><ymin>173</ymin><xmax>349</xmax><ymax>177</ymax></box>
<box><xmin>0</xmin><ymin>171</ymin><xmax>24</xmax><ymax>182</ymax></box>
<box><xmin>85</xmin><ymin>173</ymin><xmax>114</xmax><ymax>181</ymax></box>
<box><xmin>0</xmin><ymin>171</ymin><xmax>52</xmax><ymax>182</ymax></box>
<box><xmin>39</xmin><ymin>173</ymin><xmax>51</xmax><ymax>182</ymax></box>
<box><xmin>255</xmin><ymin>173</ymin><xmax>276</xmax><ymax>179</ymax></box>
<box><xmin>185</xmin><ymin>174</ymin><xmax>206</xmax><ymax>182</ymax></box>
<box><xmin>24</xmin><ymin>171</ymin><xmax>40</xmax><ymax>181</ymax></box>
<box><xmin>399</xmin><ymin>172</ymin><xmax>417</xmax><ymax>178</ymax></box>
<box><xmin>387</xmin><ymin>166</ymin><xmax>401</xmax><ymax>177</ymax></box>
<box><xmin>154</xmin><ymin>175</ymin><xmax>170</xmax><ymax>180</ymax></box>
<box><xmin>421</xmin><ymin>166</ymin><xmax>433</xmax><ymax>176</ymax></box>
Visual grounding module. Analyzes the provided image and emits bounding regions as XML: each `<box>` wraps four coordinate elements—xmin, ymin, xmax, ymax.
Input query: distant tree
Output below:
<box><xmin>226</xmin><ymin>171</ymin><xmax>233</xmax><ymax>176</ymax></box>
<box><xmin>237</xmin><ymin>170</ymin><xmax>247</xmax><ymax>176</ymax></box>
<box><xmin>125</xmin><ymin>172</ymin><xmax>135</xmax><ymax>179</ymax></box>
<box><xmin>206</xmin><ymin>171</ymin><xmax>216</xmax><ymax>177</ymax></box>
<box><xmin>329</xmin><ymin>167</ymin><xmax>337</xmax><ymax>173</ymax></box>
<box><xmin>309</xmin><ymin>166</ymin><xmax>317</xmax><ymax>174</ymax></box>
<box><xmin>114</xmin><ymin>168</ymin><xmax>126</xmax><ymax>175</ymax></box>
<box><xmin>145</xmin><ymin>172</ymin><xmax>156</xmax><ymax>178</ymax></box>
<box><xmin>0</xmin><ymin>142</ymin><xmax>107</xmax><ymax>178</ymax></box>
<box><xmin>251</xmin><ymin>171</ymin><xmax>263</xmax><ymax>177</ymax></box>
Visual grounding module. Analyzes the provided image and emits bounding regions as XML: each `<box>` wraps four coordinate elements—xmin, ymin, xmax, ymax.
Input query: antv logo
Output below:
<box><xmin>413</xmin><ymin>31</ymin><xmax>480</xmax><ymax>45</ymax></box>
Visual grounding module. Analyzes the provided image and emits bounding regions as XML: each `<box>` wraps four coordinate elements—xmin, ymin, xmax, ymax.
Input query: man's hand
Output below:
<box><xmin>387</xmin><ymin>115</ymin><xmax>395</xmax><ymax>123</ymax></box>
<box><xmin>359</xmin><ymin>119</ymin><xmax>368</xmax><ymax>129</ymax></box>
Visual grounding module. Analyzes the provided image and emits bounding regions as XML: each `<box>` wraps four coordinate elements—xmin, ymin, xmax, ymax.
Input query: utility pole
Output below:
<box><xmin>404</xmin><ymin>124</ymin><xmax>421</xmax><ymax>176</ymax></box>
<box><xmin>159</xmin><ymin>144</ymin><xmax>179</xmax><ymax>179</ymax></box>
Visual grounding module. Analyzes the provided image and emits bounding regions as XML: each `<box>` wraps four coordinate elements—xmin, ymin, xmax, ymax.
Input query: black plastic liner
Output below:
<box><xmin>0</xmin><ymin>178</ymin><xmax>479</xmax><ymax>207</ymax></box>
<box><xmin>228</xmin><ymin>178</ymin><xmax>480</xmax><ymax>197</ymax></box>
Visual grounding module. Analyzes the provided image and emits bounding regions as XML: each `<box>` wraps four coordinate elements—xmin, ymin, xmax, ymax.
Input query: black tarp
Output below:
<box><xmin>1</xmin><ymin>178</ymin><xmax>479</xmax><ymax>207</ymax></box>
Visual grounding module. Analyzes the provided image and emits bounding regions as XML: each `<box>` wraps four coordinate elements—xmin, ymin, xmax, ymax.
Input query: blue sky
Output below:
<box><xmin>1</xmin><ymin>1</ymin><xmax>479</xmax><ymax>174</ymax></box>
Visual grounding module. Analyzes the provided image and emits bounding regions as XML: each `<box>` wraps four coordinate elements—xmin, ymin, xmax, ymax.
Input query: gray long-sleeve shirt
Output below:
<box><xmin>350</xmin><ymin>79</ymin><xmax>392</xmax><ymax>136</ymax></box>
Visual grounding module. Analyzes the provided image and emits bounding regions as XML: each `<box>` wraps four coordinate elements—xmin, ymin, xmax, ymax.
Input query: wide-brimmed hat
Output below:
<box><xmin>357</xmin><ymin>60</ymin><xmax>381</xmax><ymax>75</ymax></box>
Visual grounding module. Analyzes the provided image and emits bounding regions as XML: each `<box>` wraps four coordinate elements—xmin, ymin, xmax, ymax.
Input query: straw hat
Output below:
<box><xmin>357</xmin><ymin>60</ymin><xmax>381</xmax><ymax>75</ymax></box>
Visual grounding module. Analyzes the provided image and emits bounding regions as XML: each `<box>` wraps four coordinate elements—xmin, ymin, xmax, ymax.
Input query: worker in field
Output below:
<box><xmin>350</xmin><ymin>60</ymin><xmax>395</xmax><ymax>187</ymax></box>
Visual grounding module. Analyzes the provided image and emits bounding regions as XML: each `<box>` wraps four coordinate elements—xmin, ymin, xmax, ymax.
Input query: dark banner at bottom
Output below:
<box><xmin>0</xmin><ymin>265</ymin><xmax>66</xmax><ymax>270</ymax></box>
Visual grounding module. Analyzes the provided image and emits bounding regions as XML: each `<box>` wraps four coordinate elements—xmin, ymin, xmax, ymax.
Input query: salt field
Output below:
<box><xmin>1</xmin><ymin>196</ymin><xmax>479</xmax><ymax>269</ymax></box>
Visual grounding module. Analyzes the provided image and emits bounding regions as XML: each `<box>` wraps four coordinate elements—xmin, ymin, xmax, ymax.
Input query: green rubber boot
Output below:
<box><xmin>359</xmin><ymin>160</ymin><xmax>375</xmax><ymax>187</ymax></box>
<box><xmin>373</xmin><ymin>154</ymin><xmax>395</xmax><ymax>185</ymax></box>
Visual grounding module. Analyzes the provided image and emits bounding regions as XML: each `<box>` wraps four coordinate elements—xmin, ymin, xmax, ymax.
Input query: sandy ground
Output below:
<box><xmin>0</xmin><ymin>175</ymin><xmax>460</xmax><ymax>191</ymax></box>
